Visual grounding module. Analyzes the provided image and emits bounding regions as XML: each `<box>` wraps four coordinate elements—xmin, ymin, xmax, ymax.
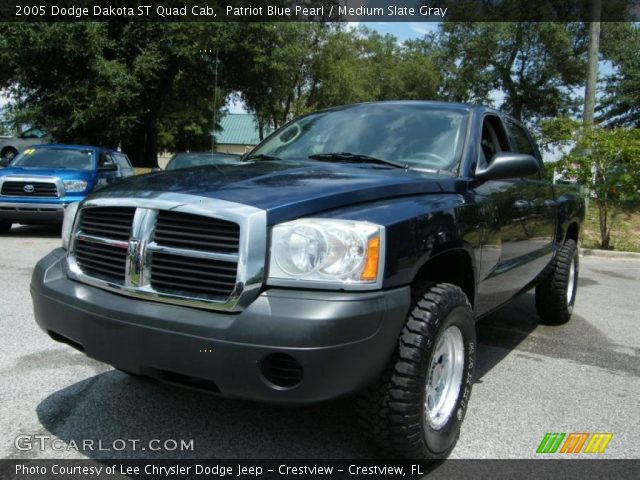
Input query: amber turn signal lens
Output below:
<box><xmin>360</xmin><ymin>236</ymin><xmax>380</xmax><ymax>281</ymax></box>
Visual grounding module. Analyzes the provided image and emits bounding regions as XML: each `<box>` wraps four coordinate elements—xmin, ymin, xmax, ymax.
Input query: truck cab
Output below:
<box><xmin>0</xmin><ymin>144</ymin><xmax>133</xmax><ymax>233</ymax></box>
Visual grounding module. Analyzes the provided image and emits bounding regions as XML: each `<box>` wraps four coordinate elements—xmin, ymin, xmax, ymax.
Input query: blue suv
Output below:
<box><xmin>0</xmin><ymin>144</ymin><xmax>133</xmax><ymax>233</ymax></box>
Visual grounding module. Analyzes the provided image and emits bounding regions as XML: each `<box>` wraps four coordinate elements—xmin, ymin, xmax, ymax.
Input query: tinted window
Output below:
<box><xmin>481</xmin><ymin>116</ymin><xmax>510</xmax><ymax>162</ymax></box>
<box><xmin>11</xmin><ymin>147</ymin><xmax>94</xmax><ymax>170</ymax></box>
<box><xmin>112</xmin><ymin>153</ymin><xmax>131</xmax><ymax>169</ymax></box>
<box><xmin>20</xmin><ymin>128</ymin><xmax>46</xmax><ymax>139</ymax></box>
<box><xmin>250</xmin><ymin>104</ymin><xmax>469</xmax><ymax>171</ymax></box>
<box><xmin>506</xmin><ymin>120</ymin><xmax>535</xmax><ymax>156</ymax></box>
<box><xmin>117</xmin><ymin>154</ymin><xmax>132</xmax><ymax>168</ymax></box>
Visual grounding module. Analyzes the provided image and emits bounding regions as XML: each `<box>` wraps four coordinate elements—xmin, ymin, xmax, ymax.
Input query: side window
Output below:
<box><xmin>480</xmin><ymin>115</ymin><xmax>510</xmax><ymax>164</ymax></box>
<box><xmin>107</xmin><ymin>153</ymin><xmax>120</xmax><ymax>168</ymax></box>
<box><xmin>21</xmin><ymin>128</ymin><xmax>45</xmax><ymax>139</ymax></box>
<box><xmin>505</xmin><ymin>120</ymin><xmax>535</xmax><ymax>156</ymax></box>
<box><xmin>116</xmin><ymin>154</ymin><xmax>132</xmax><ymax>169</ymax></box>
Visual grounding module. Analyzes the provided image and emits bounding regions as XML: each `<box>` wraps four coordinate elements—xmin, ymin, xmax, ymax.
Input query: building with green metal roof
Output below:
<box><xmin>214</xmin><ymin>113</ymin><xmax>268</xmax><ymax>154</ymax></box>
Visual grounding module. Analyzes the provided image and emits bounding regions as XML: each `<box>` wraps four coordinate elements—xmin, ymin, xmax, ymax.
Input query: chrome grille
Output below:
<box><xmin>74</xmin><ymin>207</ymin><xmax>135</xmax><ymax>283</ymax></box>
<box><xmin>78</xmin><ymin>207</ymin><xmax>135</xmax><ymax>241</ymax></box>
<box><xmin>150</xmin><ymin>252</ymin><xmax>237</xmax><ymax>299</ymax></box>
<box><xmin>75</xmin><ymin>240</ymin><xmax>128</xmax><ymax>283</ymax></box>
<box><xmin>153</xmin><ymin>210</ymin><xmax>240</xmax><ymax>253</ymax></box>
<box><xmin>66</xmin><ymin>195</ymin><xmax>266</xmax><ymax>312</ymax></box>
<box><xmin>1</xmin><ymin>181</ymin><xmax>58</xmax><ymax>197</ymax></box>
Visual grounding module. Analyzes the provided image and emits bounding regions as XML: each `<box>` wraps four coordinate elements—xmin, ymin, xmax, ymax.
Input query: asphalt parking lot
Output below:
<box><xmin>1</xmin><ymin>225</ymin><xmax>639</xmax><ymax>460</ymax></box>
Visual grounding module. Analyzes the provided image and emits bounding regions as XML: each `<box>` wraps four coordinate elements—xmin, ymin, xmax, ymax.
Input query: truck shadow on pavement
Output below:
<box><xmin>35</xmin><ymin>370</ymin><xmax>375</xmax><ymax>459</ymax></box>
<box><xmin>34</xmin><ymin>289</ymin><xmax>629</xmax><ymax>460</ymax></box>
<box><xmin>475</xmin><ymin>289</ymin><xmax>638</xmax><ymax>381</ymax></box>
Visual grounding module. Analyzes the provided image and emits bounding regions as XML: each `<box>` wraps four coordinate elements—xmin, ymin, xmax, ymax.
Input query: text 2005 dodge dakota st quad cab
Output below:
<box><xmin>31</xmin><ymin>102</ymin><xmax>584</xmax><ymax>458</ymax></box>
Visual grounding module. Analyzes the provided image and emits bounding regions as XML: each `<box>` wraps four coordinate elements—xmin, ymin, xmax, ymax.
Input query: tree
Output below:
<box><xmin>542</xmin><ymin>117</ymin><xmax>640</xmax><ymax>249</ymax></box>
<box><xmin>224</xmin><ymin>23</ymin><xmax>330</xmax><ymax>139</ymax></box>
<box><xmin>310</xmin><ymin>27</ymin><xmax>441</xmax><ymax>110</ymax></box>
<box><xmin>436</xmin><ymin>23</ymin><xmax>588</xmax><ymax>122</ymax></box>
<box><xmin>598</xmin><ymin>22</ymin><xmax>640</xmax><ymax>127</ymax></box>
<box><xmin>0</xmin><ymin>22</ymin><xmax>231</xmax><ymax>166</ymax></box>
<box><xmin>227</xmin><ymin>24</ymin><xmax>443</xmax><ymax>136</ymax></box>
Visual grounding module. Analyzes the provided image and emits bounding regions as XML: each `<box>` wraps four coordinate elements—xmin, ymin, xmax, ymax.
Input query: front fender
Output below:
<box><xmin>316</xmin><ymin>193</ymin><xmax>482</xmax><ymax>291</ymax></box>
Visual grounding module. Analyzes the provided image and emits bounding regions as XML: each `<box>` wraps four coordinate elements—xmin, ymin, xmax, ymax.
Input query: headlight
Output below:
<box><xmin>268</xmin><ymin>219</ymin><xmax>384</xmax><ymax>289</ymax></box>
<box><xmin>63</xmin><ymin>180</ymin><xmax>88</xmax><ymax>193</ymax></box>
<box><xmin>61</xmin><ymin>202</ymin><xmax>80</xmax><ymax>250</ymax></box>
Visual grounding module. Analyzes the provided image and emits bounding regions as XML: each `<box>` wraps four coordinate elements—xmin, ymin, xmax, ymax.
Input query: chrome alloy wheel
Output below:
<box><xmin>425</xmin><ymin>325</ymin><xmax>465</xmax><ymax>430</ymax></box>
<box><xmin>567</xmin><ymin>257</ymin><xmax>576</xmax><ymax>305</ymax></box>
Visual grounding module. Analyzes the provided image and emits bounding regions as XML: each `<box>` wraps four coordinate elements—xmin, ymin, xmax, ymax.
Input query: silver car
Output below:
<box><xmin>0</xmin><ymin>128</ymin><xmax>49</xmax><ymax>166</ymax></box>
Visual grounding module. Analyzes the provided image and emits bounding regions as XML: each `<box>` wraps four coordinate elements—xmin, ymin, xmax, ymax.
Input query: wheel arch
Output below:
<box><xmin>411</xmin><ymin>247</ymin><xmax>476</xmax><ymax>310</ymax></box>
<box><xmin>565</xmin><ymin>221</ymin><xmax>580</xmax><ymax>243</ymax></box>
<box><xmin>1</xmin><ymin>145</ymin><xmax>18</xmax><ymax>154</ymax></box>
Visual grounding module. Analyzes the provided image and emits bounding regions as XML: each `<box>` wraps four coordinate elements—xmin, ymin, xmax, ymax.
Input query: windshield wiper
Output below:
<box><xmin>308</xmin><ymin>152</ymin><xmax>408</xmax><ymax>170</ymax></box>
<box><xmin>243</xmin><ymin>153</ymin><xmax>282</xmax><ymax>162</ymax></box>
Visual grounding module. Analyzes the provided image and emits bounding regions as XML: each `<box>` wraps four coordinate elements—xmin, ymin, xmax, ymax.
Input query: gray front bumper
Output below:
<box><xmin>31</xmin><ymin>249</ymin><xmax>411</xmax><ymax>404</ymax></box>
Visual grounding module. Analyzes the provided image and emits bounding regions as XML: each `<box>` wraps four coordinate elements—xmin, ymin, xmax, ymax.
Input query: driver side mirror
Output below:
<box><xmin>0</xmin><ymin>157</ymin><xmax>11</xmax><ymax>168</ymax></box>
<box><xmin>475</xmin><ymin>152</ymin><xmax>540</xmax><ymax>181</ymax></box>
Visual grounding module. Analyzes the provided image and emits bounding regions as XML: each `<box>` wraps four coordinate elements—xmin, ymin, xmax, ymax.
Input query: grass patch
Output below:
<box><xmin>582</xmin><ymin>201</ymin><xmax>640</xmax><ymax>252</ymax></box>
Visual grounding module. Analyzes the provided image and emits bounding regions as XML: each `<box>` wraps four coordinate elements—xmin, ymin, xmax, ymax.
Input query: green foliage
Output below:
<box><xmin>542</xmin><ymin>117</ymin><xmax>640</xmax><ymax>248</ymax></box>
<box><xmin>226</xmin><ymin>24</ymin><xmax>442</xmax><ymax>138</ymax></box>
<box><xmin>599</xmin><ymin>23</ymin><xmax>640</xmax><ymax>127</ymax></box>
<box><xmin>311</xmin><ymin>27</ymin><xmax>440</xmax><ymax>105</ymax></box>
<box><xmin>224</xmin><ymin>23</ymin><xmax>329</xmax><ymax>137</ymax></box>
<box><xmin>0</xmin><ymin>22</ymin><xmax>231</xmax><ymax>166</ymax></box>
<box><xmin>436</xmin><ymin>23</ymin><xmax>587</xmax><ymax>122</ymax></box>
<box><xmin>0</xmin><ymin>21</ymin><xmax>636</xmax><ymax>172</ymax></box>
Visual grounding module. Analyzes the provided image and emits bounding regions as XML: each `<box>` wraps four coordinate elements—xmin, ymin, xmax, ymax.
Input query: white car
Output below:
<box><xmin>0</xmin><ymin>128</ymin><xmax>49</xmax><ymax>166</ymax></box>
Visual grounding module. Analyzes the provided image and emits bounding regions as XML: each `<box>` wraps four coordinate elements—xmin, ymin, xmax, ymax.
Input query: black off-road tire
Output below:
<box><xmin>0</xmin><ymin>220</ymin><xmax>12</xmax><ymax>234</ymax></box>
<box><xmin>358</xmin><ymin>283</ymin><xmax>476</xmax><ymax>459</ymax></box>
<box><xmin>535</xmin><ymin>239</ymin><xmax>579</xmax><ymax>325</ymax></box>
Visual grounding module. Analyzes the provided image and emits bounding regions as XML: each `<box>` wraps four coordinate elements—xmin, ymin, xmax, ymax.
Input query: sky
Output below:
<box><xmin>358</xmin><ymin>21</ymin><xmax>438</xmax><ymax>41</ymax></box>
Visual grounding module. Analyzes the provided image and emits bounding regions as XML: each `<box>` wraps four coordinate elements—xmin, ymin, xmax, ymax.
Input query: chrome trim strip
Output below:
<box><xmin>0</xmin><ymin>202</ymin><xmax>65</xmax><ymax>211</ymax></box>
<box><xmin>76</xmin><ymin>233</ymin><xmax>129</xmax><ymax>249</ymax></box>
<box><xmin>67</xmin><ymin>193</ymin><xmax>267</xmax><ymax>312</ymax></box>
<box><xmin>127</xmin><ymin>208</ymin><xmax>157</xmax><ymax>288</ymax></box>
<box><xmin>0</xmin><ymin>175</ymin><xmax>64</xmax><ymax>198</ymax></box>
<box><xmin>146</xmin><ymin>243</ymin><xmax>240</xmax><ymax>263</ymax></box>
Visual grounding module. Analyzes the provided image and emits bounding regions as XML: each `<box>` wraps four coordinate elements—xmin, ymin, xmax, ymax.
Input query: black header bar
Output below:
<box><xmin>2</xmin><ymin>1</ymin><xmax>639</xmax><ymax>22</ymax></box>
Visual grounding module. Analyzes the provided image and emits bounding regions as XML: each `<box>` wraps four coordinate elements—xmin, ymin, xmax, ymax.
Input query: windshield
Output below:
<box><xmin>249</xmin><ymin>104</ymin><xmax>469</xmax><ymax>171</ymax></box>
<box><xmin>166</xmin><ymin>153</ymin><xmax>239</xmax><ymax>170</ymax></box>
<box><xmin>11</xmin><ymin>147</ymin><xmax>94</xmax><ymax>170</ymax></box>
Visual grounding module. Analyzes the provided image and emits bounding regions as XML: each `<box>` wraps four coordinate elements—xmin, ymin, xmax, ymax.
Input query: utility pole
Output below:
<box><xmin>583</xmin><ymin>0</ymin><xmax>601</xmax><ymax>126</ymax></box>
<box><xmin>211</xmin><ymin>49</ymin><xmax>219</xmax><ymax>154</ymax></box>
<box><xmin>583</xmin><ymin>0</ymin><xmax>602</xmax><ymax>215</ymax></box>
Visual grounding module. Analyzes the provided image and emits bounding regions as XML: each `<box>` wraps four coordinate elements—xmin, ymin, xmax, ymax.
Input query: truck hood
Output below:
<box><xmin>93</xmin><ymin>160</ymin><xmax>463</xmax><ymax>223</ymax></box>
<box><xmin>0</xmin><ymin>166</ymin><xmax>95</xmax><ymax>182</ymax></box>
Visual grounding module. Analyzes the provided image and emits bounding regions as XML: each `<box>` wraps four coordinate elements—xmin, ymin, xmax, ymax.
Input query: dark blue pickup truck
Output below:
<box><xmin>0</xmin><ymin>144</ymin><xmax>133</xmax><ymax>233</ymax></box>
<box><xmin>31</xmin><ymin>102</ymin><xmax>584</xmax><ymax>458</ymax></box>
